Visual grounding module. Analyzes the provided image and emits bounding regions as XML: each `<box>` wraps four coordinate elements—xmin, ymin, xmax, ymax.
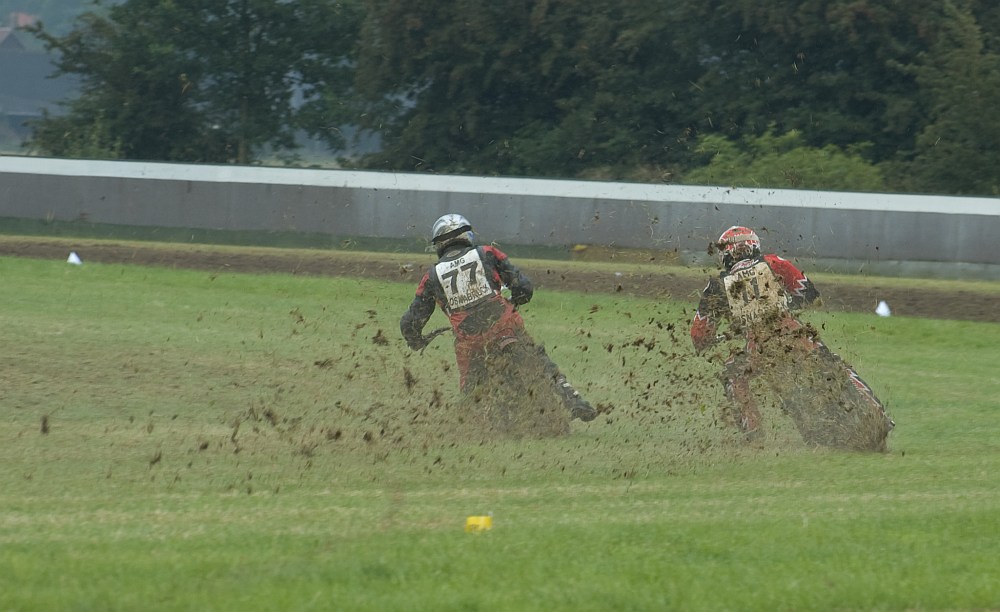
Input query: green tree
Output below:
<box><xmin>352</xmin><ymin>0</ymin><xmax>703</xmax><ymax>176</ymax></box>
<box><xmin>673</xmin><ymin>0</ymin><xmax>943</xmax><ymax>164</ymax></box>
<box><xmin>23</xmin><ymin>0</ymin><xmax>1000</xmax><ymax>189</ymax></box>
<box><xmin>349</xmin><ymin>0</ymin><xmax>953</xmax><ymax>181</ymax></box>
<box><xmin>27</xmin><ymin>7</ymin><xmax>219</xmax><ymax>161</ymax></box>
<box><xmin>682</xmin><ymin>128</ymin><xmax>885</xmax><ymax>192</ymax></box>
<box><xmin>27</xmin><ymin>0</ymin><xmax>361</xmax><ymax>164</ymax></box>
<box><xmin>904</xmin><ymin>2</ymin><xmax>1000</xmax><ymax>195</ymax></box>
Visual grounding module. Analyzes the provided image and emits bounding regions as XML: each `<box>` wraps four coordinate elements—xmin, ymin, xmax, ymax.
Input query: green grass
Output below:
<box><xmin>1</xmin><ymin>251</ymin><xmax>999</xmax><ymax>611</ymax></box>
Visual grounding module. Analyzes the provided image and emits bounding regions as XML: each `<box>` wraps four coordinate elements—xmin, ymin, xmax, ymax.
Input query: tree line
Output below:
<box><xmin>25</xmin><ymin>0</ymin><xmax>1000</xmax><ymax>195</ymax></box>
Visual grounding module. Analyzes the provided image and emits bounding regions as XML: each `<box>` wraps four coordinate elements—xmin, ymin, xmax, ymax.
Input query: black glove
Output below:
<box><xmin>510</xmin><ymin>285</ymin><xmax>532</xmax><ymax>306</ymax></box>
<box><xmin>406</xmin><ymin>336</ymin><xmax>428</xmax><ymax>351</ymax></box>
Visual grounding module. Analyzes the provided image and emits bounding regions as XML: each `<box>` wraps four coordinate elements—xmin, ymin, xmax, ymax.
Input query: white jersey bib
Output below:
<box><xmin>435</xmin><ymin>249</ymin><xmax>495</xmax><ymax>311</ymax></box>
<box><xmin>723</xmin><ymin>259</ymin><xmax>789</xmax><ymax>328</ymax></box>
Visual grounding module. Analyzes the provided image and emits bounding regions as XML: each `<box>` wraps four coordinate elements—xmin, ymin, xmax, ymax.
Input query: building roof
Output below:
<box><xmin>0</xmin><ymin>24</ymin><xmax>72</xmax><ymax>141</ymax></box>
<box><xmin>0</xmin><ymin>51</ymin><xmax>77</xmax><ymax>111</ymax></box>
<box><xmin>0</xmin><ymin>27</ymin><xmax>26</xmax><ymax>50</ymax></box>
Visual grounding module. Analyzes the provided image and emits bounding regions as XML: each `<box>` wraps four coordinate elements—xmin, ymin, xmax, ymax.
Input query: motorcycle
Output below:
<box><xmin>782</xmin><ymin>353</ymin><xmax>893</xmax><ymax>452</ymax></box>
<box><xmin>420</xmin><ymin>326</ymin><xmax>572</xmax><ymax>438</ymax></box>
<box><xmin>757</xmin><ymin>340</ymin><xmax>894</xmax><ymax>452</ymax></box>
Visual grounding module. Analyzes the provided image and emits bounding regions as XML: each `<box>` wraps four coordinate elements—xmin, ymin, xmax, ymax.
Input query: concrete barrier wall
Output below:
<box><xmin>2</xmin><ymin>156</ymin><xmax>998</xmax><ymax>278</ymax></box>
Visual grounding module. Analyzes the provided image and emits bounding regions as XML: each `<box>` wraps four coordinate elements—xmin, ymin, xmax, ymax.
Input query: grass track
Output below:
<box><xmin>1</xmin><ymin>250</ymin><xmax>999</xmax><ymax>610</ymax></box>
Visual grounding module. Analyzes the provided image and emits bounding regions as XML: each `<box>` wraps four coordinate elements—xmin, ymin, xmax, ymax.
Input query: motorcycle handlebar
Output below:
<box><xmin>421</xmin><ymin>327</ymin><xmax>451</xmax><ymax>347</ymax></box>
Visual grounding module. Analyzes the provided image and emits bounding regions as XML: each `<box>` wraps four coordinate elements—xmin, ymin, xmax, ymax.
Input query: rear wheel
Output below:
<box><xmin>468</xmin><ymin>340</ymin><xmax>570</xmax><ymax>438</ymax></box>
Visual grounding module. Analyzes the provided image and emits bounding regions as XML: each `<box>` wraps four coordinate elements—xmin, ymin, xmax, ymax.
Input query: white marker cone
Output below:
<box><xmin>875</xmin><ymin>300</ymin><xmax>891</xmax><ymax>317</ymax></box>
<box><xmin>67</xmin><ymin>252</ymin><xmax>82</xmax><ymax>265</ymax></box>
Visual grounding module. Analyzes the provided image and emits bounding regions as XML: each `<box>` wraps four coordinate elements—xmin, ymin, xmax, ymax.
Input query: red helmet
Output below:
<box><xmin>718</xmin><ymin>226</ymin><xmax>761</xmax><ymax>269</ymax></box>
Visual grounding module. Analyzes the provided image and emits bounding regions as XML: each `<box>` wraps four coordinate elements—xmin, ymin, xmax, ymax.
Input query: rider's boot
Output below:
<box><xmin>556</xmin><ymin>374</ymin><xmax>597</xmax><ymax>422</ymax></box>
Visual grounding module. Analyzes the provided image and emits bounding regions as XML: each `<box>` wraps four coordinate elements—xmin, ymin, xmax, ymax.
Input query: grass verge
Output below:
<box><xmin>1</xmin><ymin>252</ymin><xmax>998</xmax><ymax>610</ymax></box>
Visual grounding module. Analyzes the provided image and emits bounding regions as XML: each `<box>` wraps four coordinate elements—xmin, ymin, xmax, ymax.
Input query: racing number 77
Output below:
<box><xmin>441</xmin><ymin>261</ymin><xmax>480</xmax><ymax>292</ymax></box>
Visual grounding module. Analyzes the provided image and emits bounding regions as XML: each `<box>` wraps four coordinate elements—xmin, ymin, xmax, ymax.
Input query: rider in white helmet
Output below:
<box><xmin>401</xmin><ymin>213</ymin><xmax>597</xmax><ymax>422</ymax></box>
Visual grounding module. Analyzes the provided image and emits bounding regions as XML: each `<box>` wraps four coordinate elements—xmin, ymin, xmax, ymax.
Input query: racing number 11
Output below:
<box><xmin>741</xmin><ymin>275</ymin><xmax>762</xmax><ymax>304</ymax></box>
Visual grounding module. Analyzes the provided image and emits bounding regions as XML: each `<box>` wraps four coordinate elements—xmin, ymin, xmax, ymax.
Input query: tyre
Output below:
<box><xmin>468</xmin><ymin>340</ymin><xmax>570</xmax><ymax>438</ymax></box>
<box><xmin>776</xmin><ymin>349</ymin><xmax>892</xmax><ymax>452</ymax></box>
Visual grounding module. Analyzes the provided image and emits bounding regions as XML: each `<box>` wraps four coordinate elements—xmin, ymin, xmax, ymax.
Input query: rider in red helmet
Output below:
<box><xmin>690</xmin><ymin>226</ymin><xmax>891</xmax><ymax>438</ymax></box>
<box><xmin>401</xmin><ymin>213</ymin><xmax>597</xmax><ymax>422</ymax></box>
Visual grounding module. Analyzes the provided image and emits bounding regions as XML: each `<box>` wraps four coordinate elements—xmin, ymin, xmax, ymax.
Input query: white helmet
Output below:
<box><xmin>431</xmin><ymin>213</ymin><xmax>474</xmax><ymax>254</ymax></box>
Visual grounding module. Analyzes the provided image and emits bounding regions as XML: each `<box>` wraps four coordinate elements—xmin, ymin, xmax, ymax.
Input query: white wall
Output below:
<box><xmin>2</xmin><ymin>156</ymin><xmax>998</xmax><ymax>278</ymax></box>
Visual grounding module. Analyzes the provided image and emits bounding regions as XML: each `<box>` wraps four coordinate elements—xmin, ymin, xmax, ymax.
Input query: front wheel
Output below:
<box><xmin>775</xmin><ymin>348</ymin><xmax>893</xmax><ymax>452</ymax></box>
